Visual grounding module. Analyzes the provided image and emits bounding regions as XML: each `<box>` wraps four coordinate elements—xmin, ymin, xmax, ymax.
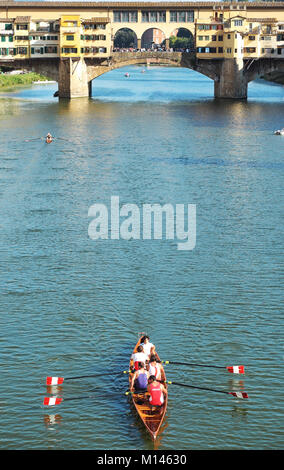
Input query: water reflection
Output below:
<box><xmin>43</xmin><ymin>414</ymin><xmax>63</xmax><ymax>429</ymax></box>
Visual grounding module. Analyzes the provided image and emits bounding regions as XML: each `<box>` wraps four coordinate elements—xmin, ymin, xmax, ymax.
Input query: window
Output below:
<box><xmin>218</xmin><ymin>35</ymin><xmax>223</xmax><ymax>41</ymax></box>
<box><xmin>170</xmin><ymin>11</ymin><xmax>194</xmax><ymax>22</ymax></box>
<box><xmin>1</xmin><ymin>36</ymin><xmax>6</xmax><ymax>42</ymax></box>
<box><xmin>227</xmin><ymin>34</ymin><xmax>231</xmax><ymax>39</ymax></box>
<box><xmin>62</xmin><ymin>47</ymin><xmax>77</xmax><ymax>53</ymax></box>
<box><xmin>245</xmin><ymin>47</ymin><xmax>256</xmax><ymax>53</ymax></box>
<box><xmin>66</xmin><ymin>35</ymin><xmax>74</xmax><ymax>41</ymax></box>
<box><xmin>113</xmin><ymin>11</ymin><xmax>138</xmax><ymax>22</ymax></box>
<box><xmin>218</xmin><ymin>47</ymin><xmax>223</xmax><ymax>53</ymax></box>
<box><xmin>205</xmin><ymin>36</ymin><xmax>209</xmax><ymax>41</ymax></box>
<box><xmin>233</xmin><ymin>20</ymin><xmax>243</xmax><ymax>27</ymax></box>
<box><xmin>45</xmin><ymin>46</ymin><xmax>57</xmax><ymax>54</ymax></box>
<box><xmin>249</xmin><ymin>36</ymin><xmax>255</xmax><ymax>41</ymax></box>
<box><xmin>141</xmin><ymin>11</ymin><xmax>166</xmax><ymax>22</ymax></box>
<box><xmin>212</xmin><ymin>35</ymin><xmax>216</xmax><ymax>41</ymax></box>
<box><xmin>16</xmin><ymin>24</ymin><xmax>28</xmax><ymax>30</ymax></box>
<box><xmin>198</xmin><ymin>36</ymin><xmax>203</xmax><ymax>41</ymax></box>
<box><xmin>5</xmin><ymin>24</ymin><xmax>13</xmax><ymax>30</ymax></box>
<box><xmin>31</xmin><ymin>47</ymin><xmax>43</xmax><ymax>54</ymax></box>
<box><xmin>18</xmin><ymin>47</ymin><xmax>27</xmax><ymax>54</ymax></box>
<box><xmin>226</xmin><ymin>48</ymin><xmax>232</xmax><ymax>53</ymax></box>
<box><xmin>209</xmin><ymin>47</ymin><xmax>216</xmax><ymax>53</ymax></box>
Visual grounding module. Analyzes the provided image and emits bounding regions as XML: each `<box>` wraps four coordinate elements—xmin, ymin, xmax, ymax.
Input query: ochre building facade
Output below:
<box><xmin>1</xmin><ymin>2</ymin><xmax>284</xmax><ymax>99</ymax></box>
<box><xmin>1</xmin><ymin>1</ymin><xmax>284</xmax><ymax>60</ymax></box>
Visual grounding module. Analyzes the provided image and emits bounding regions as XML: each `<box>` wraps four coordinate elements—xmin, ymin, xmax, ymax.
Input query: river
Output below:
<box><xmin>0</xmin><ymin>66</ymin><xmax>283</xmax><ymax>450</ymax></box>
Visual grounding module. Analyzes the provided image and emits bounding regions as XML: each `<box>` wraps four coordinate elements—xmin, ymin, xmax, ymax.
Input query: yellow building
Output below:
<box><xmin>13</xmin><ymin>16</ymin><xmax>30</xmax><ymax>59</ymax></box>
<box><xmin>80</xmin><ymin>17</ymin><xmax>111</xmax><ymax>58</ymax></box>
<box><xmin>195</xmin><ymin>5</ymin><xmax>284</xmax><ymax>60</ymax></box>
<box><xmin>60</xmin><ymin>15</ymin><xmax>81</xmax><ymax>58</ymax></box>
<box><xmin>1</xmin><ymin>2</ymin><xmax>284</xmax><ymax>62</ymax></box>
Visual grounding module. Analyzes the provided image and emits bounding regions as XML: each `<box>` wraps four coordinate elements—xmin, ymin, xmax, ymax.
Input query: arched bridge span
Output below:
<box><xmin>2</xmin><ymin>52</ymin><xmax>284</xmax><ymax>99</ymax></box>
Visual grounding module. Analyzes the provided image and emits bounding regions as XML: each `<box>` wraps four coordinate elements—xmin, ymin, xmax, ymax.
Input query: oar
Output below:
<box><xmin>54</xmin><ymin>137</ymin><xmax>69</xmax><ymax>141</ymax></box>
<box><xmin>46</xmin><ymin>370</ymin><xmax>130</xmax><ymax>385</ymax></box>
<box><xmin>24</xmin><ymin>138</ymin><xmax>43</xmax><ymax>142</ymax></box>
<box><xmin>162</xmin><ymin>361</ymin><xmax>245</xmax><ymax>375</ymax></box>
<box><xmin>166</xmin><ymin>380</ymin><xmax>249</xmax><ymax>399</ymax></box>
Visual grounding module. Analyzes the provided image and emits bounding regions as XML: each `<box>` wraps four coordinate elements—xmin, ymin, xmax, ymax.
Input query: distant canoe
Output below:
<box><xmin>33</xmin><ymin>81</ymin><xmax>57</xmax><ymax>84</ymax></box>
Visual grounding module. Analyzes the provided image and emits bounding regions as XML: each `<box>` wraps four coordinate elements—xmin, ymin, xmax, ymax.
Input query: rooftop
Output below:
<box><xmin>1</xmin><ymin>1</ymin><xmax>284</xmax><ymax>9</ymax></box>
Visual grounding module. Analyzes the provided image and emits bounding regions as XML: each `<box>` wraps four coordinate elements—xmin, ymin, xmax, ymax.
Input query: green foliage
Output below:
<box><xmin>169</xmin><ymin>35</ymin><xmax>194</xmax><ymax>49</ymax></box>
<box><xmin>0</xmin><ymin>72</ymin><xmax>48</xmax><ymax>88</ymax></box>
<box><xmin>114</xmin><ymin>28</ymin><xmax>137</xmax><ymax>48</ymax></box>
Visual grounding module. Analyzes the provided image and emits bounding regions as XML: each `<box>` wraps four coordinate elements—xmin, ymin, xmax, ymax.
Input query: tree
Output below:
<box><xmin>114</xmin><ymin>28</ymin><xmax>137</xmax><ymax>48</ymax></box>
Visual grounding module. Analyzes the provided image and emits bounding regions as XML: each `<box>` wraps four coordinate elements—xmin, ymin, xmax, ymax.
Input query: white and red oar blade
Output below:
<box><xmin>229</xmin><ymin>392</ymin><xmax>249</xmax><ymax>399</ymax></box>
<box><xmin>46</xmin><ymin>377</ymin><xmax>64</xmax><ymax>386</ymax></box>
<box><xmin>43</xmin><ymin>397</ymin><xmax>63</xmax><ymax>406</ymax></box>
<box><xmin>226</xmin><ymin>365</ymin><xmax>245</xmax><ymax>374</ymax></box>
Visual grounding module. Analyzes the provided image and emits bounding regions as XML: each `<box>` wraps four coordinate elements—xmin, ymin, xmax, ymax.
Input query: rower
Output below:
<box><xmin>148</xmin><ymin>355</ymin><xmax>165</xmax><ymax>381</ymax></box>
<box><xmin>130</xmin><ymin>362</ymin><xmax>149</xmax><ymax>392</ymax></box>
<box><xmin>140</xmin><ymin>335</ymin><xmax>155</xmax><ymax>358</ymax></box>
<box><xmin>46</xmin><ymin>132</ymin><xmax>53</xmax><ymax>143</ymax></box>
<box><xmin>147</xmin><ymin>375</ymin><xmax>167</xmax><ymax>407</ymax></box>
<box><xmin>131</xmin><ymin>345</ymin><xmax>148</xmax><ymax>371</ymax></box>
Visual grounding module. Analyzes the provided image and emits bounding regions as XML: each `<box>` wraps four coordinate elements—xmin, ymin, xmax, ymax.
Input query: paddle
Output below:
<box><xmin>165</xmin><ymin>380</ymin><xmax>249</xmax><ymax>399</ymax></box>
<box><xmin>162</xmin><ymin>361</ymin><xmax>245</xmax><ymax>374</ymax></box>
<box><xmin>46</xmin><ymin>370</ymin><xmax>130</xmax><ymax>385</ymax></box>
<box><xmin>24</xmin><ymin>138</ymin><xmax>43</xmax><ymax>142</ymax></box>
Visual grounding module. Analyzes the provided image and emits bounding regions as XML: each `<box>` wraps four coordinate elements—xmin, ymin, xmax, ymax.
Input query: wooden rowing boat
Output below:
<box><xmin>129</xmin><ymin>336</ymin><xmax>167</xmax><ymax>440</ymax></box>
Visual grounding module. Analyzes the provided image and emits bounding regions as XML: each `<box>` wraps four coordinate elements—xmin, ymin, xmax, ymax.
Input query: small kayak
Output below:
<box><xmin>46</xmin><ymin>138</ymin><xmax>53</xmax><ymax>144</ymax></box>
<box><xmin>274</xmin><ymin>129</ymin><xmax>284</xmax><ymax>135</ymax></box>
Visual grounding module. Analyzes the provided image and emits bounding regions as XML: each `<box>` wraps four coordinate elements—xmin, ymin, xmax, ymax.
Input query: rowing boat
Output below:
<box><xmin>129</xmin><ymin>336</ymin><xmax>167</xmax><ymax>440</ymax></box>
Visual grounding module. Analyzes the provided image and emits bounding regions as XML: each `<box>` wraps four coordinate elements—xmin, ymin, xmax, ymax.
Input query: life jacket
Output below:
<box><xmin>149</xmin><ymin>382</ymin><xmax>164</xmax><ymax>406</ymax></box>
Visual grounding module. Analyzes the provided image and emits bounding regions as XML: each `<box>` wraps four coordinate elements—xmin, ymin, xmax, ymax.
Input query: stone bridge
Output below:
<box><xmin>2</xmin><ymin>51</ymin><xmax>284</xmax><ymax>99</ymax></box>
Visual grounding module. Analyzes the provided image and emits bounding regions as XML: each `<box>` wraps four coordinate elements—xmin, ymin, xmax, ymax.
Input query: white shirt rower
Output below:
<box><xmin>131</xmin><ymin>351</ymin><xmax>148</xmax><ymax>365</ymax></box>
<box><xmin>131</xmin><ymin>345</ymin><xmax>148</xmax><ymax>369</ymax></box>
<box><xmin>148</xmin><ymin>359</ymin><xmax>163</xmax><ymax>381</ymax></box>
<box><xmin>140</xmin><ymin>335</ymin><xmax>155</xmax><ymax>358</ymax></box>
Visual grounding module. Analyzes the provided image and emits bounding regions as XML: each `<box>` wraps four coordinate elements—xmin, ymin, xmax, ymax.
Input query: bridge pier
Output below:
<box><xmin>214</xmin><ymin>58</ymin><xmax>248</xmax><ymax>99</ymax></box>
<box><xmin>58</xmin><ymin>57</ymin><xmax>90</xmax><ymax>99</ymax></box>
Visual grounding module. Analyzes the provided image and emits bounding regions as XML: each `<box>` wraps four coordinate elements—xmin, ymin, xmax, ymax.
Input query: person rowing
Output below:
<box><xmin>46</xmin><ymin>133</ymin><xmax>53</xmax><ymax>143</ymax></box>
<box><xmin>147</xmin><ymin>375</ymin><xmax>167</xmax><ymax>407</ymax></box>
<box><xmin>130</xmin><ymin>362</ymin><xmax>149</xmax><ymax>392</ymax></box>
<box><xmin>140</xmin><ymin>335</ymin><xmax>155</xmax><ymax>359</ymax></box>
<box><xmin>131</xmin><ymin>345</ymin><xmax>148</xmax><ymax>371</ymax></box>
<box><xmin>148</xmin><ymin>355</ymin><xmax>165</xmax><ymax>381</ymax></box>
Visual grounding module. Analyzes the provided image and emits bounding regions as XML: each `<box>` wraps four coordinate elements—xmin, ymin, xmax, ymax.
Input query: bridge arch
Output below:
<box><xmin>141</xmin><ymin>28</ymin><xmax>166</xmax><ymax>50</ymax></box>
<box><xmin>113</xmin><ymin>27</ymin><xmax>138</xmax><ymax>49</ymax></box>
<box><xmin>86</xmin><ymin>52</ymin><xmax>219</xmax><ymax>83</ymax></box>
